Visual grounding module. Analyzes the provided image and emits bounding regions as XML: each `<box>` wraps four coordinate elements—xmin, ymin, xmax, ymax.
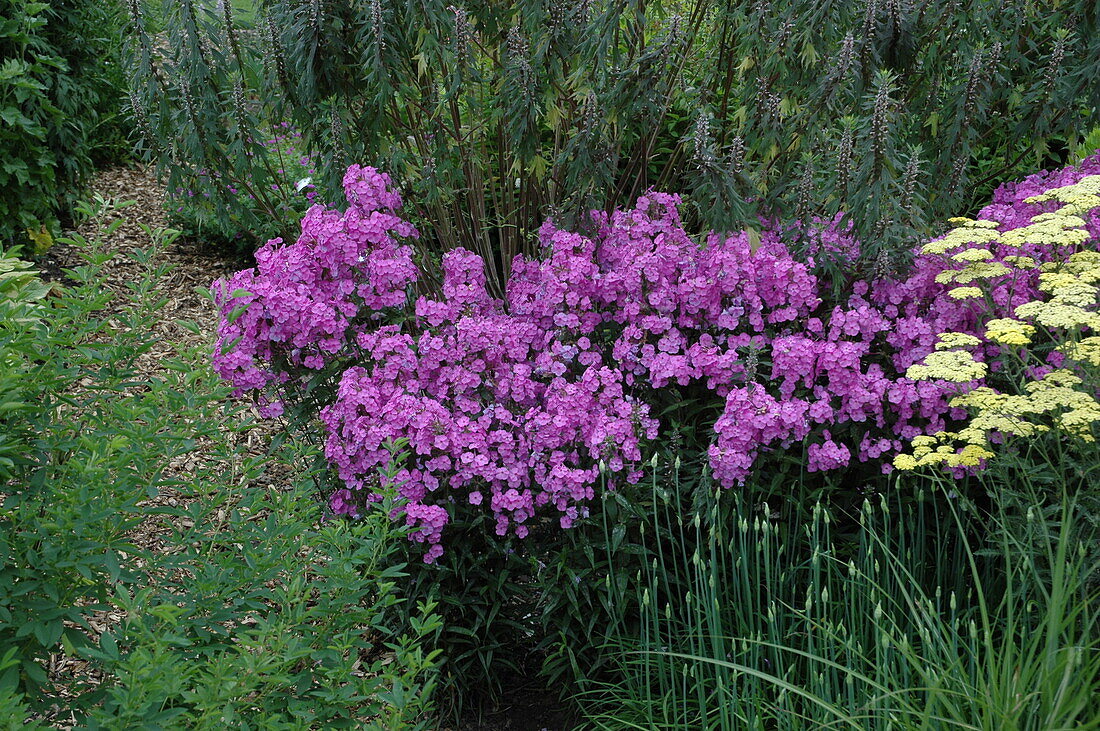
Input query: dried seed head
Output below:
<box><xmin>870</xmin><ymin>76</ymin><xmax>894</xmax><ymax>163</ymax></box>
<box><xmin>796</xmin><ymin>157</ymin><xmax>815</xmax><ymax>219</ymax></box>
<box><xmin>861</xmin><ymin>0</ymin><xmax>880</xmax><ymax>40</ymax></box>
<box><xmin>126</xmin><ymin>0</ymin><xmax>144</xmax><ymax>26</ymax></box>
<box><xmin>330</xmin><ymin>109</ymin><xmax>346</xmax><ymax>170</ymax></box>
<box><xmin>1042</xmin><ymin>33</ymin><xmax>1070</xmax><ymax>98</ymax></box>
<box><xmin>826</xmin><ymin>33</ymin><xmax>857</xmax><ymax>95</ymax></box>
<box><xmin>128</xmin><ymin>89</ymin><xmax>155</xmax><ymax>145</ymax></box>
<box><xmin>581</xmin><ymin>92</ymin><xmax>600</xmax><ymax>134</ymax></box>
<box><xmin>179</xmin><ymin>77</ymin><xmax>199</xmax><ymax>128</ymax></box>
<box><xmin>836</xmin><ymin>125</ymin><xmax>855</xmax><ymax>198</ymax></box>
<box><xmin>449</xmin><ymin>5</ymin><xmax>472</xmax><ymax>59</ymax></box>
<box><xmin>960</xmin><ymin>49</ymin><xmax>984</xmax><ymax>129</ymax></box>
<box><xmin>987</xmin><ymin>41</ymin><xmax>1003</xmax><ymax>72</ymax></box>
<box><xmin>774</xmin><ymin>20</ymin><xmax>795</xmax><ymax>52</ymax></box>
<box><xmin>507</xmin><ymin>25</ymin><xmax>534</xmax><ymax>98</ymax></box>
<box><xmin>728</xmin><ymin>136</ymin><xmax>746</xmax><ymax>174</ymax></box>
<box><xmin>947</xmin><ymin>156</ymin><xmax>967</xmax><ymax>199</ymax></box>
<box><xmin>220</xmin><ymin>0</ymin><xmax>241</xmax><ymax>61</ymax></box>
<box><xmin>232</xmin><ymin>78</ymin><xmax>248</xmax><ymax>129</ymax></box>
<box><xmin>548</xmin><ymin>0</ymin><xmax>569</xmax><ymax>34</ymax></box>
<box><xmin>573</xmin><ymin>0</ymin><xmax>595</xmax><ymax>25</ymax></box>
<box><xmin>692</xmin><ymin>112</ymin><xmax>714</xmax><ymax>165</ymax></box>
<box><xmin>264</xmin><ymin>13</ymin><xmax>289</xmax><ymax>89</ymax></box>
<box><xmin>900</xmin><ymin>148</ymin><xmax>922</xmax><ymax>211</ymax></box>
<box><xmin>657</xmin><ymin>14</ymin><xmax>684</xmax><ymax>67</ymax></box>
<box><xmin>871</xmin><ymin>247</ymin><xmax>893</xmax><ymax>280</ymax></box>
<box><xmin>743</xmin><ymin>345</ymin><xmax>760</xmax><ymax>382</ymax></box>
<box><xmin>370</xmin><ymin>0</ymin><xmax>385</xmax><ymax>49</ymax></box>
<box><xmin>308</xmin><ymin>0</ymin><xmax>324</xmax><ymax>34</ymax></box>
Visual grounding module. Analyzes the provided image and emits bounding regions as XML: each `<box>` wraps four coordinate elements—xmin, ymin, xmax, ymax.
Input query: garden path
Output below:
<box><xmin>38</xmin><ymin>165</ymin><xmax>295</xmax><ymax>724</ymax></box>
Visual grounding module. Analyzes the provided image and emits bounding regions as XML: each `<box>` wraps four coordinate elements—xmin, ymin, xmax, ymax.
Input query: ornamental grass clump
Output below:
<box><xmin>213</xmin><ymin>154</ymin><xmax>1100</xmax><ymax>561</ymax></box>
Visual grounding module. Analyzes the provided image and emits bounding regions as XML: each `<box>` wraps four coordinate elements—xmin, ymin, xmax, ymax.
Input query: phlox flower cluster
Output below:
<box><xmin>213</xmin><ymin>155</ymin><xmax>1100</xmax><ymax>560</ymax></box>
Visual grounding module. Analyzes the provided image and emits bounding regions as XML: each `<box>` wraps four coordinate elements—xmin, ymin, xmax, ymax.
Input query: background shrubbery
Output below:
<box><xmin>131</xmin><ymin>0</ymin><xmax>1099</xmax><ymax>273</ymax></box>
<box><xmin>0</xmin><ymin>1</ymin><xmax>132</xmax><ymax>250</ymax></box>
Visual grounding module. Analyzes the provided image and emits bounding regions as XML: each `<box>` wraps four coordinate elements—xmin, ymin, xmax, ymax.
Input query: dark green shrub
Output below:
<box><xmin>0</xmin><ymin>1</ymin><xmax>132</xmax><ymax>250</ymax></box>
<box><xmin>131</xmin><ymin>0</ymin><xmax>1098</xmax><ymax>275</ymax></box>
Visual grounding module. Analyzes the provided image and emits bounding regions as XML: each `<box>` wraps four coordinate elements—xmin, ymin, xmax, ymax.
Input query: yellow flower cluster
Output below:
<box><xmin>1014</xmin><ymin>251</ymin><xmax>1100</xmax><ymax>330</ymax></box>
<box><xmin>983</xmin><ymin>318</ymin><xmax>1035</xmax><ymax>347</ymax></box>
<box><xmin>894</xmin><ymin>175</ymin><xmax>1100</xmax><ymax>473</ymax></box>
<box><xmin>892</xmin><ymin>440</ymin><xmax>994</xmax><ymax>472</ymax></box>
<box><xmin>946</xmin><ymin>286</ymin><xmax>983</xmax><ymax>300</ymax></box>
<box><xmin>1023</xmin><ymin>174</ymin><xmax>1100</xmax><ymax>214</ymax></box>
<box><xmin>895</xmin><ymin>368</ymin><xmax>1100</xmax><ymax>471</ymax></box>
<box><xmin>905</xmin><ymin>343</ymin><xmax>987</xmax><ymax>382</ymax></box>
<box><xmin>1059</xmin><ymin>336</ymin><xmax>1100</xmax><ymax>367</ymax></box>
<box><xmin>922</xmin><ymin>175</ymin><xmax>1100</xmax><ymax>294</ymax></box>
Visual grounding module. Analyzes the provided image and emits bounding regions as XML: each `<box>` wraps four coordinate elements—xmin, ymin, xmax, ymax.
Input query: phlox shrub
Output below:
<box><xmin>213</xmin><ymin>155</ymin><xmax>1100</xmax><ymax>561</ymax></box>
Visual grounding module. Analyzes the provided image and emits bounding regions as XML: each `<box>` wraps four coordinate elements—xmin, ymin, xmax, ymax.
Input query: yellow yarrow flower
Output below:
<box><xmin>946</xmin><ymin>261</ymin><xmax>1011</xmax><ymax>284</ymax></box>
<box><xmin>947</xmin><ymin>286</ymin><xmax>983</xmax><ymax>300</ymax></box>
<box><xmin>935</xmin><ymin>332</ymin><xmax>982</xmax><ymax>350</ymax></box>
<box><xmin>893</xmin><ymin>453</ymin><xmax>918</xmax><ymax>471</ymax></box>
<box><xmin>999</xmin><ymin>215</ymin><xmax>1091</xmax><ymax>249</ymax></box>
<box><xmin>895</xmin><ymin>174</ymin><xmax>1100</xmax><ymax>474</ymax></box>
<box><xmin>922</xmin><ymin>227</ymin><xmax>1000</xmax><ymax>256</ymax></box>
<box><xmin>983</xmin><ymin>318</ymin><xmax>1035</xmax><ymax>347</ymax></box>
<box><xmin>906</xmin><ymin>349</ymin><xmax>987</xmax><ymax>382</ymax></box>
<box><xmin>1014</xmin><ymin>300</ymin><xmax>1100</xmax><ymax>330</ymax></box>
<box><xmin>1059</xmin><ymin>336</ymin><xmax>1100</xmax><ymax>366</ymax></box>
<box><xmin>951</xmin><ymin>247</ymin><xmax>994</xmax><ymax>263</ymax></box>
<box><xmin>1002</xmin><ymin>255</ymin><xmax>1037</xmax><ymax>269</ymax></box>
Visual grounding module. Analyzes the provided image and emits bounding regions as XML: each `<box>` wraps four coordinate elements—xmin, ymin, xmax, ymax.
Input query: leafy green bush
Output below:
<box><xmin>0</xmin><ymin>199</ymin><xmax>440</xmax><ymax>726</ymax></box>
<box><xmin>0</xmin><ymin>247</ymin><xmax>50</xmax><ymax>481</ymax></box>
<box><xmin>131</xmin><ymin>0</ymin><xmax>1098</xmax><ymax>273</ymax></box>
<box><xmin>0</xmin><ymin>1</ymin><xmax>132</xmax><ymax>250</ymax></box>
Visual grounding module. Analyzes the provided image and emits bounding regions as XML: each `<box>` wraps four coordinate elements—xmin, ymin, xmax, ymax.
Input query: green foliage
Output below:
<box><xmin>164</xmin><ymin>125</ymin><xmax>317</xmax><ymax>248</ymax></box>
<box><xmin>0</xmin><ymin>247</ymin><xmax>50</xmax><ymax>481</ymax></box>
<box><xmin>0</xmin><ymin>200</ymin><xmax>440</xmax><ymax>725</ymax></box>
<box><xmin>83</xmin><ymin>463</ymin><xmax>442</xmax><ymax>729</ymax></box>
<box><xmin>1073</xmin><ymin>126</ymin><xmax>1100</xmax><ymax>163</ymax></box>
<box><xmin>0</xmin><ymin>1</ymin><xmax>132</xmax><ymax>249</ymax></box>
<box><xmin>388</xmin><ymin>516</ymin><xmax>533</xmax><ymax>721</ymax></box>
<box><xmin>131</xmin><ymin>0</ymin><xmax>1098</xmax><ymax>279</ymax></box>
<box><xmin>579</xmin><ymin>464</ymin><xmax>1099</xmax><ymax>729</ymax></box>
